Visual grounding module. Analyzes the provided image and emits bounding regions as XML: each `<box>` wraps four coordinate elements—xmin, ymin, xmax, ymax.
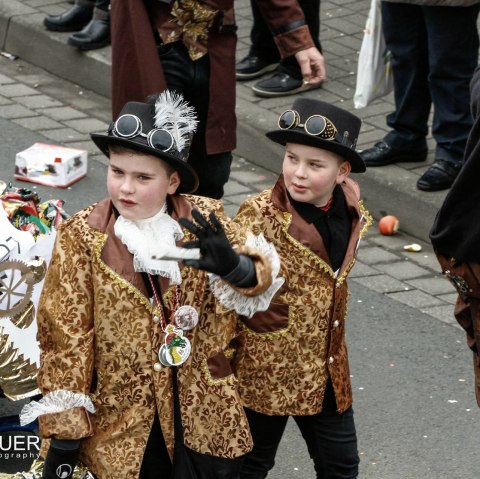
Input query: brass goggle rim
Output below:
<box><xmin>278</xmin><ymin>110</ymin><xmax>338</xmax><ymax>141</ymax></box>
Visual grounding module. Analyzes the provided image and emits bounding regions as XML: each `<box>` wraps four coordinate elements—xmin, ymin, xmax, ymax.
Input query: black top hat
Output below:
<box><xmin>266</xmin><ymin>97</ymin><xmax>366</xmax><ymax>173</ymax></box>
<box><xmin>91</xmin><ymin>91</ymin><xmax>199</xmax><ymax>193</ymax></box>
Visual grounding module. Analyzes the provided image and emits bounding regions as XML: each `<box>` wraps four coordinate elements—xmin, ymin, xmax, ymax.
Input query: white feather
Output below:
<box><xmin>154</xmin><ymin>90</ymin><xmax>198</xmax><ymax>153</ymax></box>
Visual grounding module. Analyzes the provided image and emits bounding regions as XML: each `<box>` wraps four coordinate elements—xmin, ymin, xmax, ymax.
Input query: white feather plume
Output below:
<box><xmin>154</xmin><ymin>90</ymin><xmax>198</xmax><ymax>153</ymax></box>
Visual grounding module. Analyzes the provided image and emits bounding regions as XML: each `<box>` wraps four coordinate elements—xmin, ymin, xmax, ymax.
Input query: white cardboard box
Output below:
<box><xmin>14</xmin><ymin>142</ymin><xmax>88</xmax><ymax>188</ymax></box>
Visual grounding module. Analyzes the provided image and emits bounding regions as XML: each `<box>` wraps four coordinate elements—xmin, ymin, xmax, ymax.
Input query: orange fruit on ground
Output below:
<box><xmin>378</xmin><ymin>215</ymin><xmax>399</xmax><ymax>235</ymax></box>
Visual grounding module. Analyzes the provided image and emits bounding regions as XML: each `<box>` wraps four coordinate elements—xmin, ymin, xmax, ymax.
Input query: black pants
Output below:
<box><xmin>240</xmin><ymin>382</ymin><xmax>359</xmax><ymax>479</ymax></box>
<box><xmin>382</xmin><ymin>2</ymin><xmax>479</xmax><ymax>167</ymax></box>
<box><xmin>140</xmin><ymin>413</ymin><xmax>244</xmax><ymax>479</ymax></box>
<box><xmin>95</xmin><ymin>0</ymin><xmax>109</xmax><ymax>10</ymax></box>
<box><xmin>158</xmin><ymin>41</ymin><xmax>233</xmax><ymax>199</ymax></box>
<box><xmin>78</xmin><ymin>0</ymin><xmax>110</xmax><ymax>10</ymax></box>
<box><xmin>249</xmin><ymin>0</ymin><xmax>321</xmax><ymax>79</ymax></box>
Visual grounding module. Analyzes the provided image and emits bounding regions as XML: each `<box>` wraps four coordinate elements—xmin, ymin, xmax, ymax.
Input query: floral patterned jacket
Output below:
<box><xmin>33</xmin><ymin>194</ymin><xmax>277</xmax><ymax>479</ymax></box>
<box><xmin>232</xmin><ymin>175</ymin><xmax>372</xmax><ymax>416</ymax></box>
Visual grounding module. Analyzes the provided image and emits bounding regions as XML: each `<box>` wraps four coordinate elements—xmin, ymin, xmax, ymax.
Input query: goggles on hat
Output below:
<box><xmin>111</xmin><ymin>114</ymin><xmax>175</xmax><ymax>152</ymax></box>
<box><xmin>278</xmin><ymin>110</ymin><xmax>353</xmax><ymax>148</ymax></box>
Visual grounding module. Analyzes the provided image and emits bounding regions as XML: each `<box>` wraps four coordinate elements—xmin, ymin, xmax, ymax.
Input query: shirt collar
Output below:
<box><xmin>287</xmin><ymin>185</ymin><xmax>346</xmax><ymax>223</ymax></box>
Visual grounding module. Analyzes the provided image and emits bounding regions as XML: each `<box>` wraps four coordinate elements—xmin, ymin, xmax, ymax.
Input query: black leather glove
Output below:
<box><xmin>178</xmin><ymin>210</ymin><xmax>240</xmax><ymax>277</ymax></box>
<box><xmin>42</xmin><ymin>438</ymin><xmax>80</xmax><ymax>479</ymax></box>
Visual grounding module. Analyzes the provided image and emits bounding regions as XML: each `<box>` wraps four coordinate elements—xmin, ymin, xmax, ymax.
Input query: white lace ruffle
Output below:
<box><xmin>114</xmin><ymin>205</ymin><xmax>185</xmax><ymax>284</ymax></box>
<box><xmin>19</xmin><ymin>389</ymin><xmax>96</xmax><ymax>426</ymax></box>
<box><xmin>208</xmin><ymin>234</ymin><xmax>285</xmax><ymax>318</ymax></box>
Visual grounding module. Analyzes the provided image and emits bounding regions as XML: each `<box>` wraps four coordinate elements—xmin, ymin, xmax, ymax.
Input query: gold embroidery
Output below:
<box><xmin>169</xmin><ymin>0</ymin><xmax>218</xmax><ymax>61</ymax></box>
<box><xmin>359</xmin><ymin>201</ymin><xmax>373</xmax><ymax>238</ymax></box>
<box><xmin>282</xmin><ymin>212</ymin><xmax>336</xmax><ymax>278</ymax></box>
<box><xmin>336</xmin><ymin>258</ymin><xmax>356</xmax><ymax>287</ymax></box>
<box><xmin>200</xmin><ymin>359</ymin><xmax>237</xmax><ymax>386</ymax></box>
<box><xmin>94</xmin><ymin>233</ymin><xmax>161</xmax><ymax>317</ymax></box>
<box><xmin>92</xmin><ymin>232</ymin><xmax>189</xmax><ymax>315</ymax></box>
<box><xmin>224</xmin><ymin>348</ymin><xmax>235</xmax><ymax>359</ymax></box>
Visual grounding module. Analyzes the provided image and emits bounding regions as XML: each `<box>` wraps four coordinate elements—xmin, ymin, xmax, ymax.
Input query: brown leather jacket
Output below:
<box><xmin>435</xmin><ymin>254</ymin><xmax>480</xmax><ymax>406</ymax></box>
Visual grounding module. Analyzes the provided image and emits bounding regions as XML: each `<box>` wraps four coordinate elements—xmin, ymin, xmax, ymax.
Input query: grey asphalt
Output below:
<box><xmin>1</xmin><ymin>1</ymin><xmax>480</xmax><ymax>478</ymax></box>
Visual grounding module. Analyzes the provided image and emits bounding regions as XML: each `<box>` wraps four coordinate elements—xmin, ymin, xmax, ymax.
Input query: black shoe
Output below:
<box><xmin>67</xmin><ymin>13</ymin><xmax>110</xmax><ymax>51</ymax></box>
<box><xmin>43</xmin><ymin>3</ymin><xmax>94</xmax><ymax>32</ymax></box>
<box><xmin>252</xmin><ymin>72</ymin><xmax>322</xmax><ymax>98</ymax></box>
<box><xmin>416</xmin><ymin>160</ymin><xmax>460</xmax><ymax>191</ymax></box>
<box><xmin>236</xmin><ymin>55</ymin><xmax>279</xmax><ymax>80</ymax></box>
<box><xmin>360</xmin><ymin>141</ymin><xmax>428</xmax><ymax>167</ymax></box>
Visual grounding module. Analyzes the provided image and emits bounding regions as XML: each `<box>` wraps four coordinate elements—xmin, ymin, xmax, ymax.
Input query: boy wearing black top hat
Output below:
<box><xmin>20</xmin><ymin>91</ymin><xmax>283</xmax><ymax>479</ymax></box>
<box><xmin>232</xmin><ymin>98</ymin><xmax>372</xmax><ymax>478</ymax></box>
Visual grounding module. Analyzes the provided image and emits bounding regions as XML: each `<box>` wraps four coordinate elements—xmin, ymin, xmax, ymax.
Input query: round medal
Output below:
<box><xmin>158</xmin><ymin>345</ymin><xmax>170</xmax><ymax>367</ymax></box>
<box><xmin>164</xmin><ymin>324</ymin><xmax>191</xmax><ymax>366</ymax></box>
<box><xmin>174</xmin><ymin>305</ymin><xmax>199</xmax><ymax>330</ymax></box>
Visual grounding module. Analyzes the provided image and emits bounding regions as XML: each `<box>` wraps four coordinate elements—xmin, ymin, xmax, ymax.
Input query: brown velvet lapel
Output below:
<box><xmin>271</xmin><ymin>175</ymin><xmax>331</xmax><ymax>266</ymax></box>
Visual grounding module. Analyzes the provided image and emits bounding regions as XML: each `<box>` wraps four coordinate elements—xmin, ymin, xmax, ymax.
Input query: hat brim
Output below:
<box><xmin>90</xmin><ymin>133</ymin><xmax>199</xmax><ymax>194</ymax></box>
<box><xmin>266</xmin><ymin>130</ymin><xmax>366</xmax><ymax>173</ymax></box>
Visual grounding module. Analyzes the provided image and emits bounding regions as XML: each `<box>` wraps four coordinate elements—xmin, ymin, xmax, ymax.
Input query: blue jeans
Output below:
<box><xmin>240</xmin><ymin>382</ymin><xmax>359</xmax><ymax>479</ymax></box>
<box><xmin>158</xmin><ymin>41</ymin><xmax>232</xmax><ymax>199</ymax></box>
<box><xmin>382</xmin><ymin>2</ymin><xmax>479</xmax><ymax>167</ymax></box>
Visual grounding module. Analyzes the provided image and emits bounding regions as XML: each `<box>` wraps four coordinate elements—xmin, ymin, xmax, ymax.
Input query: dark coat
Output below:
<box><xmin>431</xmin><ymin>65</ymin><xmax>480</xmax><ymax>406</ymax></box>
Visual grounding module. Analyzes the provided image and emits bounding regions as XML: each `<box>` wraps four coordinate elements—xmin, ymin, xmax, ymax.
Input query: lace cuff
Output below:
<box><xmin>209</xmin><ymin>234</ymin><xmax>284</xmax><ymax>318</ymax></box>
<box><xmin>20</xmin><ymin>389</ymin><xmax>96</xmax><ymax>426</ymax></box>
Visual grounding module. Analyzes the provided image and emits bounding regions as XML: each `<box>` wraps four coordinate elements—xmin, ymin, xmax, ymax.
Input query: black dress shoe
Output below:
<box><xmin>236</xmin><ymin>55</ymin><xmax>279</xmax><ymax>81</ymax></box>
<box><xmin>67</xmin><ymin>13</ymin><xmax>110</xmax><ymax>51</ymax></box>
<box><xmin>251</xmin><ymin>72</ymin><xmax>322</xmax><ymax>98</ymax></box>
<box><xmin>416</xmin><ymin>160</ymin><xmax>460</xmax><ymax>191</ymax></box>
<box><xmin>43</xmin><ymin>3</ymin><xmax>94</xmax><ymax>32</ymax></box>
<box><xmin>360</xmin><ymin>141</ymin><xmax>428</xmax><ymax>167</ymax></box>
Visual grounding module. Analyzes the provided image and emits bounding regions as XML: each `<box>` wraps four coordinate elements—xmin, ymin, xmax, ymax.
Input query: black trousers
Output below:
<box><xmin>382</xmin><ymin>2</ymin><xmax>479</xmax><ymax>167</ymax></box>
<box><xmin>248</xmin><ymin>0</ymin><xmax>321</xmax><ymax>79</ymax></box>
<box><xmin>140</xmin><ymin>413</ymin><xmax>244</xmax><ymax>479</ymax></box>
<box><xmin>158</xmin><ymin>41</ymin><xmax>233</xmax><ymax>199</ymax></box>
<box><xmin>240</xmin><ymin>382</ymin><xmax>359</xmax><ymax>479</ymax></box>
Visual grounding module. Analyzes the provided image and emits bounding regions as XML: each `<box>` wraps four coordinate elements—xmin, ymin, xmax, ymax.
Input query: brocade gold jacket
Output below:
<box><xmin>35</xmin><ymin>194</ymin><xmax>274</xmax><ymax>479</ymax></box>
<box><xmin>232</xmin><ymin>175</ymin><xmax>371</xmax><ymax>416</ymax></box>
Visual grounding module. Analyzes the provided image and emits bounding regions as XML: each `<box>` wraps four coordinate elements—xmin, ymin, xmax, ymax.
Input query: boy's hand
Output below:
<box><xmin>178</xmin><ymin>210</ymin><xmax>240</xmax><ymax>276</ymax></box>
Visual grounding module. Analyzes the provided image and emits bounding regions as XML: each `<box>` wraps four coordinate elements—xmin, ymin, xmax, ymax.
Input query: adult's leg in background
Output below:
<box><xmin>249</xmin><ymin>0</ymin><xmax>280</xmax><ymax>64</ymax></box>
<box><xmin>159</xmin><ymin>42</ymin><xmax>231</xmax><ymax>199</ymax></box>
<box><xmin>277</xmin><ymin>0</ymin><xmax>321</xmax><ymax>79</ymax></box>
<box><xmin>382</xmin><ymin>2</ymin><xmax>430</xmax><ymax>151</ymax></box>
<box><xmin>424</xmin><ymin>4</ymin><xmax>480</xmax><ymax>168</ymax></box>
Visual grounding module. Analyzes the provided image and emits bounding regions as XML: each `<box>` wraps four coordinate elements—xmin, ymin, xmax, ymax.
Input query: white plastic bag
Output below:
<box><xmin>353</xmin><ymin>0</ymin><xmax>393</xmax><ymax>109</ymax></box>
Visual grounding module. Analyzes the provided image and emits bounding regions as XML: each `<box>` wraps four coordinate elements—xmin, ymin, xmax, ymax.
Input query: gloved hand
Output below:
<box><xmin>178</xmin><ymin>210</ymin><xmax>240</xmax><ymax>277</ymax></box>
<box><xmin>42</xmin><ymin>439</ymin><xmax>80</xmax><ymax>479</ymax></box>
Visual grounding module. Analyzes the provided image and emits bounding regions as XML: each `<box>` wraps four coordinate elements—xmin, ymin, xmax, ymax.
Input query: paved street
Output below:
<box><xmin>1</xmin><ymin>0</ymin><xmax>480</xmax><ymax>477</ymax></box>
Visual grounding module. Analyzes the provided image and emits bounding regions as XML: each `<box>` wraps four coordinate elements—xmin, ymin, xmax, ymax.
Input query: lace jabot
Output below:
<box><xmin>114</xmin><ymin>204</ymin><xmax>184</xmax><ymax>284</ymax></box>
